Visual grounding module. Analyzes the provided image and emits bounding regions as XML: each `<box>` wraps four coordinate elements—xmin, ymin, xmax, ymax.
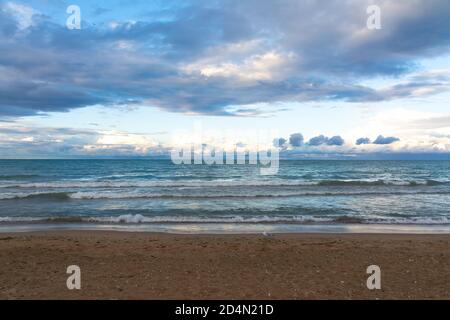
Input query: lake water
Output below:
<box><xmin>1</xmin><ymin>159</ymin><xmax>450</xmax><ymax>233</ymax></box>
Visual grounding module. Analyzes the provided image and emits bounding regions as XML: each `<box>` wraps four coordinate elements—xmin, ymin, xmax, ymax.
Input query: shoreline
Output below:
<box><xmin>0</xmin><ymin>230</ymin><xmax>449</xmax><ymax>299</ymax></box>
<box><xmin>1</xmin><ymin>222</ymin><xmax>450</xmax><ymax>234</ymax></box>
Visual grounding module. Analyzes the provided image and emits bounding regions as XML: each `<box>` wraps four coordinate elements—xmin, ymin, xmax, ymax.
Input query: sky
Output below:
<box><xmin>0</xmin><ymin>0</ymin><xmax>450</xmax><ymax>159</ymax></box>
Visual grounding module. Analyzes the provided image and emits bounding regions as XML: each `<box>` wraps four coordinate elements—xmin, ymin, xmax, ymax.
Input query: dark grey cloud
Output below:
<box><xmin>373</xmin><ymin>135</ymin><xmax>400</xmax><ymax>145</ymax></box>
<box><xmin>1</xmin><ymin>0</ymin><xmax>450</xmax><ymax>117</ymax></box>
<box><xmin>234</xmin><ymin>0</ymin><xmax>450</xmax><ymax>75</ymax></box>
<box><xmin>308</xmin><ymin>135</ymin><xmax>328</xmax><ymax>146</ymax></box>
<box><xmin>307</xmin><ymin>135</ymin><xmax>345</xmax><ymax>146</ymax></box>
<box><xmin>356</xmin><ymin>137</ymin><xmax>371</xmax><ymax>145</ymax></box>
<box><xmin>285</xmin><ymin>134</ymin><xmax>399</xmax><ymax>147</ymax></box>
<box><xmin>289</xmin><ymin>133</ymin><xmax>304</xmax><ymax>147</ymax></box>
<box><xmin>326</xmin><ymin>136</ymin><xmax>345</xmax><ymax>146</ymax></box>
<box><xmin>273</xmin><ymin>137</ymin><xmax>287</xmax><ymax>147</ymax></box>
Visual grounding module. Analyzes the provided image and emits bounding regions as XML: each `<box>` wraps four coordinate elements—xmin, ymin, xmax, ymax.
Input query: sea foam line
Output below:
<box><xmin>2</xmin><ymin>189</ymin><xmax>450</xmax><ymax>200</ymax></box>
<box><xmin>0</xmin><ymin>179</ymin><xmax>447</xmax><ymax>189</ymax></box>
<box><xmin>1</xmin><ymin>214</ymin><xmax>449</xmax><ymax>225</ymax></box>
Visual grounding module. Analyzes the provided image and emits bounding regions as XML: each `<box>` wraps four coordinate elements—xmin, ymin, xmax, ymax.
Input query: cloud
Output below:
<box><xmin>407</xmin><ymin>116</ymin><xmax>450</xmax><ymax>130</ymax></box>
<box><xmin>184</xmin><ymin>51</ymin><xmax>295</xmax><ymax>83</ymax></box>
<box><xmin>3</xmin><ymin>2</ymin><xmax>37</xmax><ymax>30</ymax></box>
<box><xmin>0</xmin><ymin>123</ymin><xmax>168</xmax><ymax>157</ymax></box>
<box><xmin>373</xmin><ymin>135</ymin><xmax>400</xmax><ymax>145</ymax></box>
<box><xmin>356</xmin><ymin>137</ymin><xmax>371</xmax><ymax>145</ymax></box>
<box><xmin>0</xmin><ymin>122</ymin><xmax>448</xmax><ymax>158</ymax></box>
<box><xmin>1</xmin><ymin>1</ymin><xmax>450</xmax><ymax>117</ymax></box>
<box><xmin>307</xmin><ymin>135</ymin><xmax>345</xmax><ymax>146</ymax></box>
<box><xmin>273</xmin><ymin>137</ymin><xmax>287</xmax><ymax>147</ymax></box>
<box><xmin>286</xmin><ymin>131</ymin><xmax>404</xmax><ymax>150</ymax></box>
<box><xmin>308</xmin><ymin>135</ymin><xmax>328</xmax><ymax>146</ymax></box>
<box><xmin>326</xmin><ymin>135</ymin><xmax>345</xmax><ymax>146</ymax></box>
<box><xmin>289</xmin><ymin>133</ymin><xmax>304</xmax><ymax>147</ymax></box>
<box><xmin>93</xmin><ymin>131</ymin><xmax>159</xmax><ymax>153</ymax></box>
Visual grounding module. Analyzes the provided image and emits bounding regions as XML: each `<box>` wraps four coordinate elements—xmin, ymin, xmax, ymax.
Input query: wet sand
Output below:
<box><xmin>0</xmin><ymin>231</ymin><xmax>449</xmax><ymax>299</ymax></box>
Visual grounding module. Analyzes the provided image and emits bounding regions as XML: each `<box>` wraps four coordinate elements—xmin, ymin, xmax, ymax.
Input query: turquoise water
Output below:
<box><xmin>0</xmin><ymin>160</ymin><xmax>450</xmax><ymax>233</ymax></box>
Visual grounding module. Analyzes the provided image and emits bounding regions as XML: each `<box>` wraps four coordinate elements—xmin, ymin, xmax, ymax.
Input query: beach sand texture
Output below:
<box><xmin>0</xmin><ymin>231</ymin><xmax>449</xmax><ymax>299</ymax></box>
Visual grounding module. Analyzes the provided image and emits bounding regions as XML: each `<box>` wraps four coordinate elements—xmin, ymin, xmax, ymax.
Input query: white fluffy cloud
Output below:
<box><xmin>183</xmin><ymin>47</ymin><xmax>296</xmax><ymax>83</ymax></box>
<box><xmin>86</xmin><ymin>131</ymin><xmax>160</xmax><ymax>154</ymax></box>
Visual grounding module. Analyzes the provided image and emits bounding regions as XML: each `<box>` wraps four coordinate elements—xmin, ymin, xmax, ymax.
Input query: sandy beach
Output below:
<box><xmin>0</xmin><ymin>231</ymin><xmax>448</xmax><ymax>300</ymax></box>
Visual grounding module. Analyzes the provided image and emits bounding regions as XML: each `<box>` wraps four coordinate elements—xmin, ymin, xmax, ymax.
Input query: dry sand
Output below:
<box><xmin>0</xmin><ymin>231</ymin><xmax>448</xmax><ymax>299</ymax></box>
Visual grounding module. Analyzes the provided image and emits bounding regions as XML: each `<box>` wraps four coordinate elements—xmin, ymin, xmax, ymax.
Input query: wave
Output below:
<box><xmin>0</xmin><ymin>180</ymin><xmax>315</xmax><ymax>188</ymax></box>
<box><xmin>86</xmin><ymin>214</ymin><xmax>335</xmax><ymax>224</ymax></box>
<box><xmin>0</xmin><ymin>216</ymin><xmax>44</xmax><ymax>222</ymax></box>
<box><xmin>0</xmin><ymin>179</ymin><xmax>447</xmax><ymax>189</ymax></box>
<box><xmin>3</xmin><ymin>189</ymin><xmax>450</xmax><ymax>200</ymax></box>
<box><xmin>0</xmin><ymin>192</ymin><xmax>72</xmax><ymax>200</ymax></box>
<box><xmin>1</xmin><ymin>214</ymin><xmax>449</xmax><ymax>225</ymax></box>
<box><xmin>317</xmin><ymin>179</ymin><xmax>445</xmax><ymax>186</ymax></box>
<box><xmin>70</xmin><ymin>190</ymin><xmax>450</xmax><ymax>200</ymax></box>
<box><xmin>0</xmin><ymin>215</ymin><xmax>333</xmax><ymax>224</ymax></box>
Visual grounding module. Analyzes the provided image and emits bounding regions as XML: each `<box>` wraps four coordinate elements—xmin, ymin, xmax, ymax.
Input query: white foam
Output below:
<box><xmin>84</xmin><ymin>215</ymin><xmax>334</xmax><ymax>223</ymax></box>
<box><xmin>0</xmin><ymin>215</ymin><xmax>449</xmax><ymax>225</ymax></box>
<box><xmin>0</xmin><ymin>193</ymin><xmax>34</xmax><ymax>200</ymax></box>
<box><xmin>371</xmin><ymin>216</ymin><xmax>450</xmax><ymax>224</ymax></box>
<box><xmin>0</xmin><ymin>179</ymin><xmax>317</xmax><ymax>189</ymax></box>
<box><xmin>0</xmin><ymin>216</ymin><xmax>44</xmax><ymax>222</ymax></box>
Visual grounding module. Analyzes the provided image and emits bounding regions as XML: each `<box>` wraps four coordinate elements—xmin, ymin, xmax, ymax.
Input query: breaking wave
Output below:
<box><xmin>1</xmin><ymin>214</ymin><xmax>449</xmax><ymax>225</ymax></box>
<box><xmin>0</xmin><ymin>179</ymin><xmax>447</xmax><ymax>189</ymax></box>
<box><xmin>0</xmin><ymin>192</ymin><xmax>72</xmax><ymax>200</ymax></box>
<box><xmin>2</xmin><ymin>189</ymin><xmax>450</xmax><ymax>200</ymax></box>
